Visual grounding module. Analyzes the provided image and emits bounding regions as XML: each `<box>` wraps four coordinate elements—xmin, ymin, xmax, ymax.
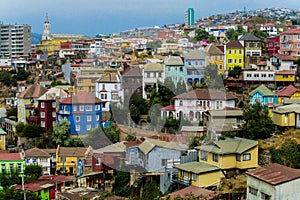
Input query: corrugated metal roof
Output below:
<box><xmin>164</xmin><ymin>56</ymin><xmax>184</xmax><ymax>66</ymax></box>
<box><xmin>183</xmin><ymin>50</ymin><xmax>207</xmax><ymax>60</ymax></box>
<box><xmin>249</xmin><ymin>84</ymin><xmax>275</xmax><ymax>96</ymax></box>
<box><xmin>174</xmin><ymin>161</ymin><xmax>220</xmax><ymax>174</ymax></box>
<box><xmin>142</xmin><ymin>63</ymin><xmax>164</xmax><ymax>71</ymax></box>
<box><xmin>246</xmin><ymin>163</ymin><xmax>300</xmax><ymax>185</ymax></box>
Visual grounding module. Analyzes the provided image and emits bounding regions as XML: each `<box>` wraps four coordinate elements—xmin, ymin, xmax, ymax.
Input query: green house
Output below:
<box><xmin>0</xmin><ymin>152</ymin><xmax>25</xmax><ymax>174</ymax></box>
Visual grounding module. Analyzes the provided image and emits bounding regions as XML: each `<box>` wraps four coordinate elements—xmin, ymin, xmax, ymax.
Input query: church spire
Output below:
<box><xmin>42</xmin><ymin>13</ymin><xmax>51</xmax><ymax>40</ymax></box>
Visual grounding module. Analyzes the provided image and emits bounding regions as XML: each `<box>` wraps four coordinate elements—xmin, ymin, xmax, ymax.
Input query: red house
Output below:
<box><xmin>267</xmin><ymin>36</ymin><xmax>280</xmax><ymax>56</ymax></box>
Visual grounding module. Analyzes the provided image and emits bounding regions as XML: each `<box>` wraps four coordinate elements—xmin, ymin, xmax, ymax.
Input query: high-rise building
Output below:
<box><xmin>185</xmin><ymin>8</ymin><xmax>195</xmax><ymax>26</ymax></box>
<box><xmin>0</xmin><ymin>23</ymin><xmax>31</xmax><ymax>58</ymax></box>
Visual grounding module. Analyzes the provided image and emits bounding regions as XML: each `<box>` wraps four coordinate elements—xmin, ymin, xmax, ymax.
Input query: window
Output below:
<box><xmin>76</xmin><ymin>116</ymin><xmax>80</xmax><ymax>122</ymax></box>
<box><xmin>179</xmin><ymin>101</ymin><xmax>183</xmax><ymax>106</ymax></box>
<box><xmin>248</xmin><ymin>186</ymin><xmax>258</xmax><ymax>196</ymax></box>
<box><xmin>79</xmin><ymin>105</ymin><xmax>84</xmax><ymax>111</ymax></box>
<box><xmin>86</xmin><ymin>105</ymin><xmax>92</xmax><ymax>111</ymax></box>
<box><xmin>229</xmin><ymin>50</ymin><xmax>232</xmax><ymax>54</ymax></box>
<box><xmin>219</xmin><ymin>65</ymin><xmax>222</xmax><ymax>70</ymax></box>
<box><xmin>180</xmin><ymin>67</ymin><xmax>183</xmax><ymax>72</ymax></box>
<box><xmin>73</xmin><ymin>106</ymin><xmax>77</xmax><ymax>112</ymax></box>
<box><xmin>52</xmin><ymin>102</ymin><xmax>56</xmax><ymax>108</ymax></box>
<box><xmin>236</xmin><ymin>154</ymin><xmax>241</xmax><ymax>161</ymax></box>
<box><xmin>247</xmin><ymin>74</ymin><xmax>252</xmax><ymax>78</ymax></box>
<box><xmin>40</xmin><ymin>158</ymin><xmax>47</xmax><ymax>162</ymax></box>
<box><xmin>213</xmin><ymin>153</ymin><xmax>218</xmax><ymax>162</ymax></box>
<box><xmin>86</xmin><ymin>124</ymin><xmax>91</xmax><ymax>131</ymax></box>
<box><xmin>161</xmin><ymin>159</ymin><xmax>167</xmax><ymax>166</ymax></box>
<box><xmin>41</xmin><ymin>121</ymin><xmax>45</xmax><ymax>127</ymax></box>
<box><xmin>76</xmin><ymin>125</ymin><xmax>80</xmax><ymax>131</ymax></box>
<box><xmin>243</xmin><ymin>153</ymin><xmax>251</xmax><ymax>161</ymax></box>
<box><xmin>102</xmin><ymin>84</ymin><xmax>105</xmax><ymax>90</ymax></box>
<box><xmin>9</xmin><ymin>164</ymin><xmax>14</xmax><ymax>172</ymax></box>
<box><xmin>1</xmin><ymin>164</ymin><xmax>6</xmax><ymax>172</ymax></box>
<box><xmin>95</xmin><ymin>105</ymin><xmax>100</xmax><ymax>110</ymax></box>
<box><xmin>200</xmin><ymin>151</ymin><xmax>208</xmax><ymax>161</ymax></box>
<box><xmin>87</xmin><ymin>115</ymin><xmax>92</xmax><ymax>122</ymax></box>
<box><xmin>261</xmin><ymin>74</ymin><xmax>266</xmax><ymax>78</ymax></box>
<box><xmin>283</xmin><ymin>75</ymin><xmax>288</xmax><ymax>78</ymax></box>
<box><xmin>96</xmin><ymin>115</ymin><xmax>100</xmax><ymax>121</ymax></box>
<box><xmin>239</xmin><ymin>59</ymin><xmax>242</xmax><ymax>63</ymax></box>
<box><xmin>254</xmin><ymin>74</ymin><xmax>259</xmax><ymax>78</ymax></box>
<box><xmin>17</xmin><ymin>163</ymin><xmax>22</xmax><ymax>172</ymax></box>
<box><xmin>52</xmin><ymin>112</ymin><xmax>56</xmax><ymax>118</ymax></box>
<box><xmin>191</xmin><ymin>173</ymin><xmax>197</xmax><ymax>181</ymax></box>
<box><xmin>239</xmin><ymin>50</ymin><xmax>242</xmax><ymax>54</ymax></box>
<box><xmin>228</xmin><ymin>59</ymin><xmax>232</xmax><ymax>63</ymax></box>
<box><xmin>96</xmin><ymin>157</ymin><xmax>101</xmax><ymax>166</ymax></box>
<box><xmin>41</xmin><ymin>112</ymin><xmax>45</xmax><ymax>118</ymax></box>
<box><xmin>41</xmin><ymin>102</ymin><xmax>45</xmax><ymax>108</ymax></box>
<box><xmin>261</xmin><ymin>192</ymin><xmax>271</xmax><ymax>200</ymax></box>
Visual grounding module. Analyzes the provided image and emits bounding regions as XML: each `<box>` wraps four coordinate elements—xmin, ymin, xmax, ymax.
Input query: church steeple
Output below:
<box><xmin>42</xmin><ymin>13</ymin><xmax>51</xmax><ymax>40</ymax></box>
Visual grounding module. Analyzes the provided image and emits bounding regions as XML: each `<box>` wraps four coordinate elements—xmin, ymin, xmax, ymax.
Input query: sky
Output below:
<box><xmin>0</xmin><ymin>0</ymin><xmax>299</xmax><ymax>37</ymax></box>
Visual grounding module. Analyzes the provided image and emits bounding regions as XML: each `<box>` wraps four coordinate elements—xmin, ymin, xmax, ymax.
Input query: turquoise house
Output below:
<box><xmin>164</xmin><ymin>56</ymin><xmax>185</xmax><ymax>86</ymax></box>
<box><xmin>249</xmin><ymin>84</ymin><xmax>278</xmax><ymax>106</ymax></box>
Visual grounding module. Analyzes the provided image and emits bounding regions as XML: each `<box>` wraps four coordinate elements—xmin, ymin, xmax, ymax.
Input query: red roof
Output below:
<box><xmin>280</xmin><ymin>28</ymin><xmax>300</xmax><ymax>35</ymax></box>
<box><xmin>257</xmin><ymin>60</ymin><xmax>267</xmax><ymax>66</ymax></box>
<box><xmin>0</xmin><ymin>152</ymin><xmax>21</xmax><ymax>160</ymax></box>
<box><xmin>276</xmin><ymin>70</ymin><xmax>296</xmax><ymax>75</ymax></box>
<box><xmin>160</xmin><ymin>105</ymin><xmax>175</xmax><ymax>111</ymax></box>
<box><xmin>276</xmin><ymin>84</ymin><xmax>299</xmax><ymax>97</ymax></box>
<box><xmin>273</xmin><ymin>54</ymin><xmax>297</xmax><ymax>61</ymax></box>
<box><xmin>60</xmin><ymin>91</ymin><xmax>103</xmax><ymax>104</ymax></box>
<box><xmin>169</xmin><ymin>185</ymin><xmax>219</xmax><ymax>199</ymax></box>
<box><xmin>246</xmin><ymin>163</ymin><xmax>300</xmax><ymax>186</ymax></box>
<box><xmin>226</xmin><ymin>40</ymin><xmax>243</xmax><ymax>48</ymax></box>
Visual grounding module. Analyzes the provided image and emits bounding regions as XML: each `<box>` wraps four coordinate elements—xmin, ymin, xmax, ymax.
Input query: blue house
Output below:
<box><xmin>183</xmin><ymin>50</ymin><xmax>207</xmax><ymax>85</ymax></box>
<box><xmin>57</xmin><ymin>91</ymin><xmax>103</xmax><ymax>134</ymax></box>
<box><xmin>249</xmin><ymin>84</ymin><xmax>278</xmax><ymax>106</ymax></box>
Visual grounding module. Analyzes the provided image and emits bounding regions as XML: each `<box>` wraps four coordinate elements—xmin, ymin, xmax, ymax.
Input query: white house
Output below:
<box><xmin>162</xmin><ymin>89</ymin><xmax>236</xmax><ymax>122</ymax></box>
<box><xmin>142</xmin><ymin>62</ymin><xmax>165</xmax><ymax>99</ymax></box>
<box><xmin>25</xmin><ymin>147</ymin><xmax>51</xmax><ymax>175</ymax></box>
<box><xmin>268</xmin><ymin>54</ymin><xmax>297</xmax><ymax>71</ymax></box>
<box><xmin>246</xmin><ymin>163</ymin><xmax>300</xmax><ymax>200</ymax></box>
<box><xmin>95</xmin><ymin>72</ymin><xmax>122</xmax><ymax>112</ymax></box>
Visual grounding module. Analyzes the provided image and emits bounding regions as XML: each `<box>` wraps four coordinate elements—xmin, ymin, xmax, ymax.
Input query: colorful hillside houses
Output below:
<box><xmin>225</xmin><ymin>40</ymin><xmax>244</xmax><ymax>70</ymax></box>
<box><xmin>170</xmin><ymin>89</ymin><xmax>236</xmax><ymax>122</ymax></box>
<box><xmin>272</xmin><ymin>103</ymin><xmax>300</xmax><ymax>129</ymax></box>
<box><xmin>249</xmin><ymin>84</ymin><xmax>278</xmax><ymax>106</ymax></box>
<box><xmin>183</xmin><ymin>49</ymin><xmax>207</xmax><ymax>85</ymax></box>
<box><xmin>164</xmin><ymin>55</ymin><xmax>185</xmax><ymax>86</ymax></box>
<box><xmin>25</xmin><ymin>147</ymin><xmax>52</xmax><ymax>175</ymax></box>
<box><xmin>275</xmin><ymin>84</ymin><xmax>300</xmax><ymax>105</ymax></box>
<box><xmin>280</xmin><ymin>28</ymin><xmax>300</xmax><ymax>57</ymax></box>
<box><xmin>0</xmin><ymin>127</ymin><xmax>6</xmax><ymax>150</ymax></box>
<box><xmin>29</xmin><ymin>87</ymin><xmax>68</xmax><ymax>131</ymax></box>
<box><xmin>204</xmin><ymin>43</ymin><xmax>225</xmax><ymax>74</ymax></box>
<box><xmin>246</xmin><ymin>164</ymin><xmax>300</xmax><ymax>200</ymax></box>
<box><xmin>17</xmin><ymin>83</ymin><xmax>48</xmax><ymax>123</ymax></box>
<box><xmin>56</xmin><ymin>91</ymin><xmax>103</xmax><ymax>135</ymax></box>
<box><xmin>275</xmin><ymin>70</ymin><xmax>296</xmax><ymax>87</ymax></box>
<box><xmin>0</xmin><ymin>152</ymin><xmax>25</xmax><ymax>174</ymax></box>
<box><xmin>196</xmin><ymin>137</ymin><xmax>258</xmax><ymax>174</ymax></box>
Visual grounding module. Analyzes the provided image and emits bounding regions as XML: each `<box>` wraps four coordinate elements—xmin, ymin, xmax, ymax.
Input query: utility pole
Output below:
<box><xmin>21</xmin><ymin>174</ymin><xmax>26</xmax><ymax>200</ymax></box>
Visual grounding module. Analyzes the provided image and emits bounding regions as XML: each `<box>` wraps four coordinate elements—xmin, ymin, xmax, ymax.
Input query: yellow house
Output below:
<box><xmin>204</xmin><ymin>43</ymin><xmax>225</xmax><ymax>74</ymax></box>
<box><xmin>37</xmin><ymin>39</ymin><xmax>68</xmax><ymax>56</ymax></box>
<box><xmin>17</xmin><ymin>83</ymin><xmax>48</xmax><ymax>123</ymax></box>
<box><xmin>275</xmin><ymin>70</ymin><xmax>296</xmax><ymax>84</ymax></box>
<box><xmin>225</xmin><ymin>40</ymin><xmax>244</xmax><ymax>70</ymax></box>
<box><xmin>275</xmin><ymin>84</ymin><xmax>300</xmax><ymax>105</ymax></box>
<box><xmin>0</xmin><ymin>128</ymin><xmax>6</xmax><ymax>150</ymax></box>
<box><xmin>56</xmin><ymin>145</ymin><xmax>92</xmax><ymax>176</ymax></box>
<box><xmin>196</xmin><ymin>137</ymin><xmax>258</xmax><ymax>173</ymax></box>
<box><xmin>272</xmin><ymin>103</ymin><xmax>300</xmax><ymax>128</ymax></box>
<box><xmin>174</xmin><ymin>161</ymin><xmax>223</xmax><ymax>188</ymax></box>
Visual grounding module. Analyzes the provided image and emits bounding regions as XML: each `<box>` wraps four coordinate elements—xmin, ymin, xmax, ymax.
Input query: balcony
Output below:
<box><xmin>172</xmin><ymin>175</ymin><xmax>192</xmax><ymax>186</ymax></box>
<box><xmin>58</xmin><ymin>110</ymin><xmax>70</xmax><ymax>115</ymax></box>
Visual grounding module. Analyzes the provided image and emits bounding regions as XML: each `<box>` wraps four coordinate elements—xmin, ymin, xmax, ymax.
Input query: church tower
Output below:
<box><xmin>42</xmin><ymin>13</ymin><xmax>51</xmax><ymax>40</ymax></box>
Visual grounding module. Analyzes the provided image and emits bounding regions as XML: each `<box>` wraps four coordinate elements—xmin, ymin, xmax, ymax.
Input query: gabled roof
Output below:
<box><xmin>276</xmin><ymin>85</ymin><xmax>299</xmax><ymax>97</ymax></box>
<box><xmin>169</xmin><ymin>185</ymin><xmax>219</xmax><ymax>199</ymax></box>
<box><xmin>273</xmin><ymin>103</ymin><xmax>300</xmax><ymax>114</ymax></box>
<box><xmin>160</xmin><ymin>105</ymin><xmax>175</xmax><ymax>111</ymax></box>
<box><xmin>60</xmin><ymin>91</ymin><xmax>103</xmax><ymax>104</ymax></box>
<box><xmin>137</xmin><ymin>138</ymin><xmax>187</xmax><ymax>154</ymax></box>
<box><xmin>174</xmin><ymin>161</ymin><xmax>220</xmax><ymax>174</ymax></box>
<box><xmin>164</xmin><ymin>56</ymin><xmax>184</xmax><ymax>66</ymax></box>
<box><xmin>38</xmin><ymin>87</ymin><xmax>68</xmax><ymax>101</ymax></box>
<box><xmin>246</xmin><ymin>163</ymin><xmax>300</xmax><ymax>186</ymax></box>
<box><xmin>0</xmin><ymin>152</ymin><xmax>22</xmax><ymax>160</ymax></box>
<box><xmin>226</xmin><ymin>40</ymin><xmax>243</xmax><ymax>49</ymax></box>
<box><xmin>204</xmin><ymin>44</ymin><xmax>223</xmax><ymax>55</ymax></box>
<box><xmin>142</xmin><ymin>63</ymin><xmax>164</xmax><ymax>72</ymax></box>
<box><xmin>272</xmin><ymin>54</ymin><xmax>296</xmax><ymax>61</ymax></box>
<box><xmin>239</xmin><ymin>33</ymin><xmax>262</xmax><ymax>41</ymax></box>
<box><xmin>25</xmin><ymin>147</ymin><xmax>51</xmax><ymax>158</ymax></box>
<box><xmin>93</xmin><ymin>142</ymin><xmax>126</xmax><ymax>154</ymax></box>
<box><xmin>18</xmin><ymin>83</ymin><xmax>48</xmax><ymax>99</ymax></box>
<box><xmin>249</xmin><ymin>84</ymin><xmax>274</xmax><ymax>96</ymax></box>
<box><xmin>173</xmin><ymin>89</ymin><xmax>235</xmax><ymax>100</ymax></box>
<box><xmin>183</xmin><ymin>50</ymin><xmax>207</xmax><ymax>60</ymax></box>
<box><xmin>97</xmin><ymin>72</ymin><xmax>120</xmax><ymax>83</ymax></box>
<box><xmin>280</xmin><ymin>28</ymin><xmax>300</xmax><ymax>35</ymax></box>
<box><xmin>58</xmin><ymin>147</ymin><xmax>88</xmax><ymax>157</ymax></box>
<box><xmin>122</xmin><ymin>67</ymin><xmax>142</xmax><ymax>77</ymax></box>
<box><xmin>276</xmin><ymin>70</ymin><xmax>296</xmax><ymax>75</ymax></box>
<box><xmin>196</xmin><ymin>137</ymin><xmax>258</xmax><ymax>154</ymax></box>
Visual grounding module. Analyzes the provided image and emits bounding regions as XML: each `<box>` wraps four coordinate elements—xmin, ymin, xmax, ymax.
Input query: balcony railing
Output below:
<box><xmin>173</xmin><ymin>175</ymin><xmax>192</xmax><ymax>186</ymax></box>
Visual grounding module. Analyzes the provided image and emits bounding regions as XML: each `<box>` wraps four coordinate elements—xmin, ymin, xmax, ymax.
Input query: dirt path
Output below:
<box><xmin>117</xmin><ymin>124</ymin><xmax>163</xmax><ymax>140</ymax></box>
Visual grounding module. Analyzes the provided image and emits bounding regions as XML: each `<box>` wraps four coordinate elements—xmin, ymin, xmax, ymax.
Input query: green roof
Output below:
<box><xmin>196</xmin><ymin>137</ymin><xmax>257</xmax><ymax>154</ymax></box>
<box><xmin>174</xmin><ymin>161</ymin><xmax>220</xmax><ymax>174</ymax></box>
<box><xmin>138</xmin><ymin>138</ymin><xmax>187</xmax><ymax>154</ymax></box>
<box><xmin>249</xmin><ymin>84</ymin><xmax>274</xmax><ymax>96</ymax></box>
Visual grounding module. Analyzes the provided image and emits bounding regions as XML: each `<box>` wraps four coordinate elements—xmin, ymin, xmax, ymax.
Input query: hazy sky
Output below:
<box><xmin>0</xmin><ymin>0</ymin><xmax>299</xmax><ymax>37</ymax></box>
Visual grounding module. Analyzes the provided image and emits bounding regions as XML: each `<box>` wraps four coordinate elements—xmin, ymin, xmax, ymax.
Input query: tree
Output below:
<box><xmin>228</xmin><ymin>66</ymin><xmax>242</xmax><ymax>78</ymax></box>
<box><xmin>0</xmin><ymin>71</ymin><xmax>12</xmax><ymax>86</ymax></box>
<box><xmin>112</xmin><ymin>170</ymin><xmax>130</xmax><ymax>197</ymax></box>
<box><xmin>251</xmin><ymin>29</ymin><xmax>268</xmax><ymax>40</ymax></box>
<box><xmin>240</xmin><ymin>102</ymin><xmax>274</xmax><ymax>140</ymax></box>
<box><xmin>225</xmin><ymin>28</ymin><xmax>239</xmax><ymax>41</ymax></box>
<box><xmin>204</xmin><ymin>64</ymin><xmax>224</xmax><ymax>89</ymax></box>
<box><xmin>175</xmin><ymin>79</ymin><xmax>187</xmax><ymax>95</ymax></box>
<box><xmin>22</xmin><ymin>124</ymin><xmax>43</xmax><ymax>138</ymax></box>
<box><xmin>102</xmin><ymin>123</ymin><xmax>120</xmax><ymax>143</ymax></box>
<box><xmin>150</xmin><ymin>79</ymin><xmax>175</xmax><ymax>107</ymax></box>
<box><xmin>24</xmin><ymin>165</ymin><xmax>43</xmax><ymax>182</ymax></box>
<box><xmin>52</xmin><ymin>119</ymin><xmax>73</xmax><ymax>147</ymax></box>
<box><xmin>194</xmin><ymin>28</ymin><xmax>209</xmax><ymax>41</ymax></box>
<box><xmin>16</xmin><ymin>68</ymin><xmax>30</xmax><ymax>81</ymax></box>
<box><xmin>0</xmin><ymin>187</ymin><xmax>41</xmax><ymax>200</ymax></box>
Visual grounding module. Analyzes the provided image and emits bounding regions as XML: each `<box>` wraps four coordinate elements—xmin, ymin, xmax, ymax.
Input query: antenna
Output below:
<box><xmin>46</xmin><ymin>13</ymin><xmax>49</xmax><ymax>22</ymax></box>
